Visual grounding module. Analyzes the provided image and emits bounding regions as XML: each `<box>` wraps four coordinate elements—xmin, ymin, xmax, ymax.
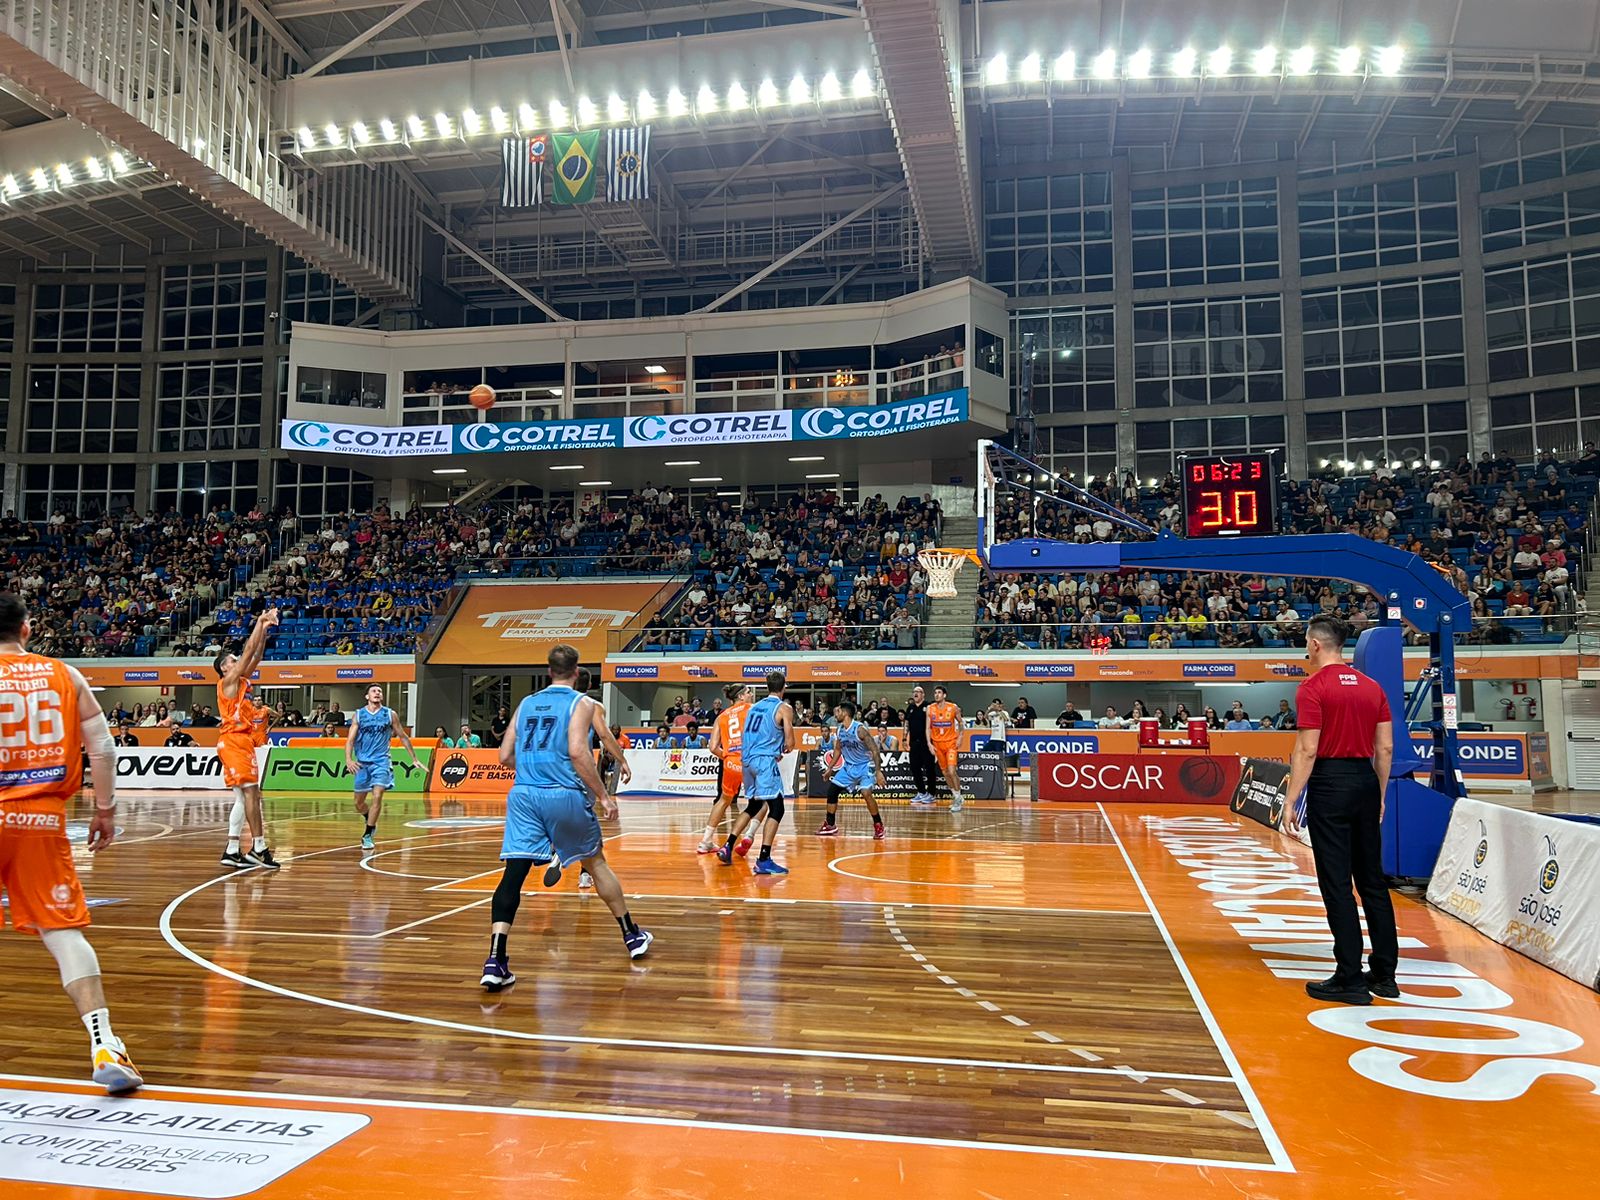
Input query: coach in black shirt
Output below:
<box><xmin>1012</xmin><ymin>697</ymin><xmax>1037</xmax><ymax>728</ymax></box>
<box><xmin>164</xmin><ymin>728</ymin><xmax>197</xmax><ymax>747</ymax></box>
<box><xmin>902</xmin><ymin>686</ymin><xmax>937</xmax><ymax>804</ymax></box>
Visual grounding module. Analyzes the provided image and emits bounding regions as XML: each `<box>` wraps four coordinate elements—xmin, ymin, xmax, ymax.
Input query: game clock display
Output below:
<box><xmin>1180</xmin><ymin>453</ymin><xmax>1279</xmax><ymax>538</ymax></box>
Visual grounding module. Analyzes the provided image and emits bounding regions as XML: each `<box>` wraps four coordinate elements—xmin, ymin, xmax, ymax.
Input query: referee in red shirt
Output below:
<box><xmin>1284</xmin><ymin>615</ymin><xmax>1399</xmax><ymax>1005</ymax></box>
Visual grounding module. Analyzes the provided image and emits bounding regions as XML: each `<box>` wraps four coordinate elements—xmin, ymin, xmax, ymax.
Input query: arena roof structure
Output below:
<box><xmin>2</xmin><ymin>0</ymin><xmax>1600</xmax><ymax>318</ymax></box>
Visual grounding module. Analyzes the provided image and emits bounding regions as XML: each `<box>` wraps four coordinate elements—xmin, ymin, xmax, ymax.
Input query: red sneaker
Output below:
<box><xmin>735</xmin><ymin>836</ymin><xmax>754</xmax><ymax>858</ymax></box>
<box><xmin>816</xmin><ymin>822</ymin><xmax>838</xmax><ymax>837</ymax></box>
<box><xmin>873</xmin><ymin>822</ymin><xmax>886</xmax><ymax>840</ymax></box>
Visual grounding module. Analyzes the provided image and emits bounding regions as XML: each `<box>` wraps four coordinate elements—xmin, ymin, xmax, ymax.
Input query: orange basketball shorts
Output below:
<box><xmin>0</xmin><ymin>798</ymin><xmax>90</xmax><ymax>934</ymax></box>
<box><xmin>217</xmin><ymin>734</ymin><xmax>259</xmax><ymax>788</ymax></box>
<box><xmin>932</xmin><ymin>743</ymin><xmax>960</xmax><ymax>772</ymax></box>
<box><xmin>719</xmin><ymin>758</ymin><xmax>744</xmax><ymax>801</ymax></box>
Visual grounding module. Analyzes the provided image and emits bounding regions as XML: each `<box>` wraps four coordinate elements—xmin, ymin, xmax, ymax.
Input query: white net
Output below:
<box><xmin>918</xmin><ymin>549</ymin><xmax>971</xmax><ymax>598</ymax></box>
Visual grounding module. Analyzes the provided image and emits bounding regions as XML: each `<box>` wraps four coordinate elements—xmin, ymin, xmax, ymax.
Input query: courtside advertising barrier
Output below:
<box><xmin>1031</xmin><ymin>752</ymin><xmax>1242</xmax><ymax>804</ymax></box>
<box><xmin>1428</xmin><ymin>797</ymin><xmax>1600</xmax><ymax>993</ymax></box>
<box><xmin>427</xmin><ymin>748</ymin><xmax>516</xmax><ymax>795</ymax></box>
<box><xmin>804</xmin><ymin>750</ymin><xmax>1007</xmax><ymax>800</ymax></box>
<box><xmin>618</xmin><ymin>749</ymin><xmax>800</xmax><ymax>798</ymax></box>
<box><xmin>114</xmin><ymin>746</ymin><xmax>269</xmax><ymax>791</ymax></box>
<box><xmin>262</xmin><ymin>747</ymin><xmax>434</xmax><ymax>794</ymax></box>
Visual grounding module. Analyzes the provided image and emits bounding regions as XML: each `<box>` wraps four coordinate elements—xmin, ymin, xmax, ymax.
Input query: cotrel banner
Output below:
<box><xmin>1427</xmin><ymin>797</ymin><xmax>1600</xmax><ymax>992</ymax></box>
<box><xmin>617</xmin><ymin>749</ymin><xmax>799</xmax><ymax>797</ymax></box>
<box><xmin>115</xmin><ymin>747</ymin><xmax>268</xmax><ymax>792</ymax></box>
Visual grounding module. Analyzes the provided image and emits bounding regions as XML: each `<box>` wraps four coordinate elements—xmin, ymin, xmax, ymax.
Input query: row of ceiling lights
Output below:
<box><xmin>0</xmin><ymin>152</ymin><xmax>135</xmax><ymax>201</ymax></box>
<box><xmin>431</xmin><ymin>454</ymin><xmax>841</xmax><ymax>488</ymax></box>
<box><xmin>980</xmin><ymin>43</ymin><xmax>1405</xmax><ymax>84</ymax></box>
<box><xmin>295</xmin><ymin>69</ymin><xmax>878</xmax><ymax>152</ymax></box>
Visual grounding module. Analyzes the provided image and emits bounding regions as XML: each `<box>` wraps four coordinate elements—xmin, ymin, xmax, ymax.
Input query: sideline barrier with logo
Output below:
<box><xmin>1032</xmin><ymin>752</ymin><xmax>1242</xmax><ymax>804</ymax></box>
<box><xmin>262</xmin><ymin>747</ymin><xmax>433</xmax><ymax>793</ymax></box>
<box><xmin>1428</xmin><ymin>797</ymin><xmax>1600</xmax><ymax>992</ymax></box>
<box><xmin>429</xmin><ymin>748</ymin><xmax>516</xmax><ymax>795</ymax></box>
<box><xmin>114</xmin><ymin>746</ymin><xmax>269</xmax><ymax>791</ymax></box>
<box><xmin>804</xmin><ymin>750</ymin><xmax>1007</xmax><ymax>800</ymax></box>
<box><xmin>1227</xmin><ymin>758</ymin><xmax>1294</xmax><ymax>831</ymax></box>
<box><xmin>618</xmin><ymin>749</ymin><xmax>800</xmax><ymax>797</ymax></box>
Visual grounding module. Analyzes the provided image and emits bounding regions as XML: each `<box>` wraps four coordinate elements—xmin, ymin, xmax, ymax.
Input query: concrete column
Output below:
<box><xmin>1455</xmin><ymin>155</ymin><xmax>1492</xmax><ymax>457</ymax></box>
<box><xmin>1276</xmin><ymin>162</ymin><xmax>1308</xmax><ymax>478</ymax></box>
<box><xmin>1111</xmin><ymin>157</ymin><xmax>1136</xmax><ymax>471</ymax></box>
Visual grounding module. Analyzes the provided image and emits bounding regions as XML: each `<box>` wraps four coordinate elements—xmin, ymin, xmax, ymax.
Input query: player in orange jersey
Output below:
<box><xmin>214</xmin><ymin>607</ymin><xmax>279</xmax><ymax>870</ymax></box>
<box><xmin>0</xmin><ymin>593</ymin><xmax>142</xmax><ymax>1093</ymax></box>
<box><xmin>926</xmin><ymin>685</ymin><xmax>965</xmax><ymax>812</ymax></box>
<box><xmin>699</xmin><ymin>683</ymin><xmax>754</xmax><ymax>854</ymax></box>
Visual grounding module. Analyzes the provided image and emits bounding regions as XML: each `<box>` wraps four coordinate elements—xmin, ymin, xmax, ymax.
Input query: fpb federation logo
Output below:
<box><xmin>1539</xmin><ymin>834</ymin><xmax>1560</xmax><ymax>894</ymax></box>
<box><xmin>439</xmin><ymin>755</ymin><xmax>469</xmax><ymax>789</ymax></box>
<box><xmin>1474</xmin><ymin>819</ymin><xmax>1489</xmax><ymax>868</ymax></box>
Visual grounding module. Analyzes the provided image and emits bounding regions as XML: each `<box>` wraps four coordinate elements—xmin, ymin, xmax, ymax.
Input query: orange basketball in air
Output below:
<box><xmin>469</xmin><ymin>384</ymin><xmax>495</xmax><ymax>411</ymax></box>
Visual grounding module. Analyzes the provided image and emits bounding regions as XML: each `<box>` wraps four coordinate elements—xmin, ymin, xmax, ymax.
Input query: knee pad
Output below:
<box><xmin>40</xmin><ymin>927</ymin><xmax>101</xmax><ymax>987</ymax></box>
<box><xmin>766</xmin><ymin>794</ymin><xmax>786</xmax><ymax>824</ymax></box>
<box><xmin>827</xmin><ymin>783</ymin><xmax>844</xmax><ymax>804</ymax></box>
<box><xmin>743</xmin><ymin>796</ymin><xmax>766</xmax><ymax>818</ymax></box>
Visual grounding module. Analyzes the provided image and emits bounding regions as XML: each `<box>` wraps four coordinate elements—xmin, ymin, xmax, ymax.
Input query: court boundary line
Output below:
<box><xmin>155</xmin><ymin>864</ymin><xmax>1240</xmax><ymax>1086</ymax></box>
<box><xmin>1096</xmin><ymin>803</ymin><xmax>1295</xmax><ymax>1174</ymax></box>
<box><xmin>0</xmin><ymin>1072</ymin><xmax>1289</xmax><ymax>1173</ymax></box>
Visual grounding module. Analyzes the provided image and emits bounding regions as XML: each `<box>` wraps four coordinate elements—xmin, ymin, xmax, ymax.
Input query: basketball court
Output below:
<box><xmin>3</xmin><ymin>789</ymin><xmax>1597</xmax><ymax>1198</ymax></box>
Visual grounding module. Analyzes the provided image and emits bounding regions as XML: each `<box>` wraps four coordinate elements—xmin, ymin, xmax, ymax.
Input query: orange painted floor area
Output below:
<box><xmin>1</xmin><ymin>795</ymin><xmax>1598</xmax><ymax>1198</ymax></box>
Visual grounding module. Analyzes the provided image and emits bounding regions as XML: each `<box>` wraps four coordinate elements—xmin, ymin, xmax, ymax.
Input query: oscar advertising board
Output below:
<box><xmin>1033</xmin><ymin>753</ymin><xmax>1241</xmax><ymax>804</ymax></box>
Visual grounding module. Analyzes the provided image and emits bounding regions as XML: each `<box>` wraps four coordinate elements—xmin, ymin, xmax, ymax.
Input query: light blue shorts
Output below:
<box><xmin>353</xmin><ymin>760</ymin><xmax>395</xmax><ymax>792</ymax></box>
<box><xmin>742</xmin><ymin>758</ymin><xmax>783</xmax><ymax>802</ymax></box>
<box><xmin>830</xmin><ymin>761</ymin><xmax>877</xmax><ymax>793</ymax></box>
<box><xmin>502</xmin><ymin>784</ymin><xmax>601</xmax><ymax>867</ymax></box>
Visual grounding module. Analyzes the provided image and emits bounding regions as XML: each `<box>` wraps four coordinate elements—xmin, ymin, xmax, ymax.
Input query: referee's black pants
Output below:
<box><xmin>1305</xmin><ymin>759</ymin><xmax>1400</xmax><ymax>982</ymax></box>
<box><xmin>908</xmin><ymin>741</ymin><xmax>937</xmax><ymax>793</ymax></box>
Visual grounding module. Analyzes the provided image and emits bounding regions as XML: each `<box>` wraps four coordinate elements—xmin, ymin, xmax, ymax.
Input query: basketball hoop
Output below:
<box><xmin>918</xmin><ymin>548</ymin><xmax>980</xmax><ymax>598</ymax></box>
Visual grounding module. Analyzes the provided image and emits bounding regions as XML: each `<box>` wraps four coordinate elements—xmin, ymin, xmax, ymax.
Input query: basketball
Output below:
<box><xmin>1178</xmin><ymin>755</ymin><xmax>1227</xmax><ymax>800</ymax></box>
<box><xmin>469</xmin><ymin>383</ymin><xmax>495</xmax><ymax>411</ymax></box>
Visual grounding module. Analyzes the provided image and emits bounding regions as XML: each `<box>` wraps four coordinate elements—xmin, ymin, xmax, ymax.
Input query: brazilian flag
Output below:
<box><xmin>552</xmin><ymin>131</ymin><xmax>600</xmax><ymax>204</ymax></box>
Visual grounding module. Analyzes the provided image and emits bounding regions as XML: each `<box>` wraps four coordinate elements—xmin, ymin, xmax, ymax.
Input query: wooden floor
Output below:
<box><xmin>1</xmin><ymin>791</ymin><xmax>1598</xmax><ymax>1199</ymax></box>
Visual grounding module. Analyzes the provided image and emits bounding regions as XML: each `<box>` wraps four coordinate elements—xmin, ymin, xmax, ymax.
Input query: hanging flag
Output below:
<box><xmin>551</xmin><ymin>130</ymin><xmax>600</xmax><ymax>204</ymax></box>
<box><xmin>606</xmin><ymin>126</ymin><xmax>651</xmax><ymax>202</ymax></box>
<box><xmin>499</xmin><ymin>137</ymin><xmax>545</xmax><ymax>208</ymax></box>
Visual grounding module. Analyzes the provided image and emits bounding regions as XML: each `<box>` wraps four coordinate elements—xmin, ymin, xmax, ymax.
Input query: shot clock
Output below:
<box><xmin>1180</xmin><ymin>452</ymin><xmax>1280</xmax><ymax>538</ymax></box>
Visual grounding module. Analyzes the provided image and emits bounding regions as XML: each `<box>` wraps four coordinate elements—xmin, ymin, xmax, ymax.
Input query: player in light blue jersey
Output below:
<box><xmin>345</xmin><ymin>685</ymin><xmax>421</xmax><ymax>851</ymax></box>
<box><xmin>716</xmin><ymin>670</ymin><xmax>795</xmax><ymax>875</ymax></box>
<box><xmin>817</xmin><ymin>699</ymin><xmax>886</xmax><ymax>840</ymax></box>
<box><xmin>480</xmin><ymin>644</ymin><xmax>650</xmax><ymax>991</ymax></box>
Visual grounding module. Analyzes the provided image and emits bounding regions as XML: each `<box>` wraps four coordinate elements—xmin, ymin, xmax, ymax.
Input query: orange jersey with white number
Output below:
<box><xmin>218</xmin><ymin>678</ymin><xmax>256</xmax><ymax>737</ymax></box>
<box><xmin>248</xmin><ymin>700</ymin><xmax>272</xmax><ymax>748</ymax></box>
<box><xmin>0</xmin><ymin>653</ymin><xmax>83</xmax><ymax>803</ymax></box>
<box><xmin>927</xmin><ymin>701</ymin><xmax>961</xmax><ymax>746</ymax></box>
<box><xmin>714</xmin><ymin>701</ymin><xmax>752</xmax><ymax>766</ymax></box>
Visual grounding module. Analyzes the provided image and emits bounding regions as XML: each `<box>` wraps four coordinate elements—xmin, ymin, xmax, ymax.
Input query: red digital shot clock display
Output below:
<box><xmin>1181</xmin><ymin>454</ymin><xmax>1279</xmax><ymax>538</ymax></box>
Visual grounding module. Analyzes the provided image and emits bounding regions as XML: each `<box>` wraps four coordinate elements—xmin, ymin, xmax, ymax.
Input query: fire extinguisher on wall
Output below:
<box><xmin>1500</xmin><ymin>697</ymin><xmax>1518</xmax><ymax>720</ymax></box>
<box><xmin>1523</xmin><ymin>696</ymin><xmax>1538</xmax><ymax>721</ymax></box>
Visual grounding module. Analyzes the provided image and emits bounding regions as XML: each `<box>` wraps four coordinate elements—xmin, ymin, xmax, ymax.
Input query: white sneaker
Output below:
<box><xmin>91</xmin><ymin>1040</ymin><xmax>143</xmax><ymax>1095</ymax></box>
<box><xmin>579</xmin><ymin>871</ymin><xmax>594</xmax><ymax>889</ymax></box>
<box><xmin>950</xmin><ymin>794</ymin><xmax>965</xmax><ymax>813</ymax></box>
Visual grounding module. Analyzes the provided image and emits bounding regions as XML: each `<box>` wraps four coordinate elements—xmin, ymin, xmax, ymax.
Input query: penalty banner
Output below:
<box><xmin>617</xmin><ymin>749</ymin><xmax>799</xmax><ymax>798</ymax></box>
<box><xmin>261</xmin><ymin>747</ymin><xmax>433</xmax><ymax>794</ymax></box>
<box><xmin>1427</xmin><ymin>797</ymin><xmax>1600</xmax><ymax>992</ymax></box>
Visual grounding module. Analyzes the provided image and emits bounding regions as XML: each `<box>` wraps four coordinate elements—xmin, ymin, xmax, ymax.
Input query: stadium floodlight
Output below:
<box><xmin>1376</xmin><ymin>44</ymin><xmax>1404</xmax><ymax>75</ymax></box>
<box><xmin>636</xmin><ymin>90</ymin><xmax>657</xmax><ymax>119</ymax></box>
<box><xmin>297</xmin><ymin>125</ymin><xmax>315</xmax><ymax>149</ymax></box>
<box><xmin>85</xmin><ymin>157</ymin><xmax>104</xmax><ymax>179</ymax></box>
<box><xmin>55</xmin><ymin>163</ymin><xmax>72</xmax><ymax>186</ymax></box>
<box><xmin>664</xmin><ymin>460</ymin><xmax>700</xmax><ymax>466</ymax></box>
<box><xmin>1252</xmin><ymin>45</ymin><xmax>1277</xmax><ymax>76</ymax></box>
<box><xmin>1171</xmin><ymin>46</ymin><xmax>1197</xmax><ymax>76</ymax></box>
<box><xmin>1207</xmin><ymin>46</ymin><xmax>1232</xmax><ymax>75</ymax></box>
<box><xmin>517</xmin><ymin>103</ymin><xmax>537</xmax><ymax>129</ymax></box>
<box><xmin>1</xmin><ymin>174</ymin><xmax>16</xmax><ymax>195</ymax></box>
<box><xmin>578</xmin><ymin>96</ymin><xmax>598</xmax><ymax>124</ymax></box>
<box><xmin>353</xmin><ymin>121</ymin><xmax>372</xmax><ymax>143</ymax></box>
<box><xmin>667</xmin><ymin>87</ymin><xmax>688</xmax><ymax>117</ymax></box>
<box><xmin>433</xmin><ymin>111</ymin><xmax>452</xmax><ymax>136</ymax></box>
<box><xmin>1288</xmin><ymin>45</ymin><xmax>1315</xmax><ymax>75</ymax></box>
<box><xmin>1127</xmin><ymin>48</ymin><xmax>1152</xmax><ymax>79</ymax></box>
<box><xmin>851</xmin><ymin>68</ymin><xmax>874</xmax><ymax>97</ymax></box>
<box><xmin>690</xmin><ymin>476</ymin><xmax>723</xmax><ymax>482</ymax></box>
<box><xmin>607</xmin><ymin>93</ymin><xmax>628</xmax><ymax>121</ymax></box>
<box><xmin>378</xmin><ymin>118</ymin><xmax>396</xmax><ymax>140</ymax></box>
<box><xmin>110</xmin><ymin>153</ymin><xmax>128</xmax><ymax>173</ymax></box>
<box><xmin>1054</xmin><ymin>50</ymin><xmax>1076</xmax><ymax>80</ymax></box>
<box><xmin>806</xmin><ymin>473</ymin><xmax>840</xmax><ymax>480</ymax></box>
<box><xmin>548</xmin><ymin>464</ymin><xmax>586</xmax><ymax>471</ymax></box>
<box><xmin>820</xmin><ymin>70</ymin><xmax>842</xmax><ymax>101</ymax></box>
<box><xmin>1019</xmin><ymin>53</ymin><xmax>1041</xmax><ymax>82</ymax></box>
<box><xmin>1337</xmin><ymin>45</ymin><xmax>1362</xmax><ymax>74</ymax></box>
<box><xmin>727</xmin><ymin>81</ymin><xmax>749</xmax><ymax>110</ymax></box>
<box><xmin>1429</xmin><ymin>458</ymin><xmax>1441</xmax><ymax>468</ymax></box>
<box><xmin>757</xmin><ymin>78</ymin><xmax>779</xmax><ymax>107</ymax></box>
<box><xmin>462</xmin><ymin>108</ymin><xmax>483</xmax><ymax>134</ymax></box>
<box><xmin>789</xmin><ymin>74</ymin><xmax>811</xmax><ymax>104</ymax></box>
<box><xmin>789</xmin><ymin>455</ymin><xmax>825</xmax><ymax>463</ymax></box>
<box><xmin>325</xmin><ymin>122</ymin><xmax>342</xmax><ymax>145</ymax></box>
<box><xmin>696</xmin><ymin>83</ymin><xmax>717</xmax><ymax>113</ymax></box>
<box><xmin>433</xmin><ymin>468</ymin><xmax>467</xmax><ymax>475</ymax></box>
<box><xmin>407</xmin><ymin>114</ymin><xmax>425</xmax><ymax>137</ymax></box>
<box><xmin>1091</xmin><ymin>49</ymin><xmax>1116</xmax><ymax>79</ymax></box>
<box><xmin>578</xmin><ymin>481</ymin><xmax>613</xmax><ymax>487</ymax></box>
<box><xmin>31</xmin><ymin>167</ymin><xmax>49</xmax><ymax>191</ymax></box>
<box><xmin>985</xmin><ymin>54</ymin><xmax>1007</xmax><ymax>85</ymax></box>
<box><xmin>549</xmin><ymin>98</ymin><xmax>568</xmax><ymax>126</ymax></box>
<box><xmin>490</xmin><ymin>107</ymin><xmax>510</xmax><ymax>133</ymax></box>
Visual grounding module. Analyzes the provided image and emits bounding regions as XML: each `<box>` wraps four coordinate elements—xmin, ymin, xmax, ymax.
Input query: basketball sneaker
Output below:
<box><xmin>753</xmin><ymin>858</ymin><xmax>789</xmax><ymax>876</ymax></box>
<box><xmin>735</xmin><ymin>835</ymin><xmax>754</xmax><ymax>857</ymax></box>
<box><xmin>244</xmin><ymin>848</ymin><xmax>280</xmax><ymax>870</ymax></box>
<box><xmin>910</xmin><ymin>793</ymin><xmax>934</xmax><ymax>807</ymax></box>
<box><xmin>360</xmin><ymin>831</ymin><xmax>376</xmax><ymax>851</ymax></box>
<box><xmin>873</xmin><ymin>821</ymin><xmax>886</xmax><ymax>840</ymax></box>
<box><xmin>696</xmin><ymin>840</ymin><xmax>717</xmax><ymax>854</ymax></box>
<box><xmin>716</xmin><ymin>845</ymin><xmax>734</xmax><ymax>865</ymax></box>
<box><xmin>480</xmin><ymin>958</ymin><xmax>517</xmax><ymax>992</ymax></box>
<box><xmin>816</xmin><ymin>821</ymin><xmax>838</xmax><ymax>836</ymax></box>
<box><xmin>91</xmin><ymin>1041</ymin><xmax>143</xmax><ymax>1095</ymax></box>
<box><xmin>541</xmin><ymin>859</ymin><xmax>564</xmax><ymax>887</ymax></box>
<box><xmin>218</xmin><ymin>850</ymin><xmax>251</xmax><ymax>870</ymax></box>
<box><xmin>624</xmin><ymin>928</ymin><xmax>654</xmax><ymax>959</ymax></box>
<box><xmin>950</xmin><ymin>795</ymin><xmax>965</xmax><ymax>813</ymax></box>
<box><xmin>579</xmin><ymin>871</ymin><xmax>594</xmax><ymax>889</ymax></box>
